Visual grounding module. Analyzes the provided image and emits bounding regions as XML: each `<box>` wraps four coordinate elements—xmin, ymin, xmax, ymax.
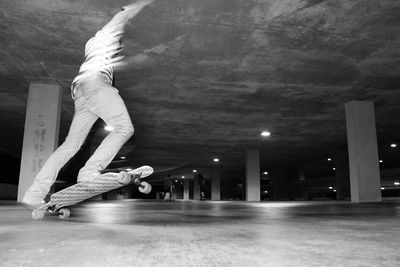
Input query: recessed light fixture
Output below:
<box><xmin>120</xmin><ymin>156</ymin><xmax>126</xmax><ymax>160</ymax></box>
<box><xmin>193</xmin><ymin>170</ymin><xmax>197</xmax><ymax>173</ymax></box>
<box><xmin>213</xmin><ymin>158</ymin><xmax>219</xmax><ymax>162</ymax></box>
<box><xmin>390</xmin><ymin>144</ymin><xmax>397</xmax><ymax>148</ymax></box>
<box><xmin>260</xmin><ymin>131</ymin><xmax>271</xmax><ymax>137</ymax></box>
<box><xmin>327</xmin><ymin>158</ymin><xmax>332</xmax><ymax>161</ymax></box>
<box><xmin>105</xmin><ymin>125</ymin><xmax>114</xmax><ymax>131</ymax></box>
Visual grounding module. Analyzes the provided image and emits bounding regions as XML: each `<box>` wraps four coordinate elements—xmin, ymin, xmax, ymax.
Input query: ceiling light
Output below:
<box><xmin>182</xmin><ymin>176</ymin><xmax>185</xmax><ymax>179</ymax></box>
<box><xmin>394</xmin><ymin>182</ymin><xmax>400</xmax><ymax>186</ymax></box>
<box><xmin>175</xmin><ymin>180</ymin><xmax>178</xmax><ymax>182</ymax></box>
<box><xmin>263</xmin><ymin>171</ymin><xmax>268</xmax><ymax>175</ymax></box>
<box><xmin>120</xmin><ymin>156</ymin><xmax>126</xmax><ymax>160</ymax></box>
<box><xmin>381</xmin><ymin>187</ymin><xmax>385</xmax><ymax>190</ymax></box>
<box><xmin>329</xmin><ymin>186</ymin><xmax>333</xmax><ymax>189</ymax></box>
<box><xmin>379</xmin><ymin>160</ymin><xmax>383</xmax><ymax>163</ymax></box>
<box><xmin>105</xmin><ymin>125</ymin><xmax>114</xmax><ymax>131</ymax></box>
<box><xmin>390</xmin><ymin>144</ymin><xmax>397</xmax><ymax>148</ymax></box>
<box><xmin>193</xmin><ymin>170</ymin><xmax>197</xmax><ymax>173</ymax></box>
<box><xmin>327</xmin><ymin>158</ymin><xmax>332</xmax><ymax>161</ymax></box>
<box><xmin>260</xmin><ymin>131</ymin><xmax>271</xmax><ymax>137</ymax></box>
<box><xmin>333</xmin><ymin>190</ymin><xmax>337</xmax><ymax>192</ymax></box>
<box><xmin>213</xmin><ymin>158</ymin><xmax>219</xmax><ymax>162</ymax></box>
<box><xmin>332</xmin><ymin>168</ymin><xmax>336</xmax><ymax>171</ymax></box>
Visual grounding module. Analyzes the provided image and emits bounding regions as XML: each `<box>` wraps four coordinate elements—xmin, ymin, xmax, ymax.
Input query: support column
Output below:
<box><xmin>334</xmin><ymin>150</ymin><xmax>351</xmax><ymax>200</ymax></box>
<box><xmin>183</xmin><ymin>179</ymin><xmax>190</xmax><ymax>200</ymax></box>
<box><xmin>345</xmin><ymin>101</ymin><xmax>381</xmax><ymax>202</ymax></box>
<box><xmin>18</xmin><ymin>83</ymin><xmax>63</xmax><ymax>202</ymax></box>
<box><xmin>211</xmin><ymin>167</ymin><xmax>221</xmax><ymax>200</ymax></box>
<box><xmin>246</xmin><ymin>150</ymin><xmax>260</xmax><ymax>201</ymax></box>
<box><xmin>193</xmin><ymin>174</ymin><xmax>201</xmax><ymax>200</ymax></box>
<box><xmin>172</xmin><ymin>181</ymin><xmax>183</xmax><ymax>199</ymax></box>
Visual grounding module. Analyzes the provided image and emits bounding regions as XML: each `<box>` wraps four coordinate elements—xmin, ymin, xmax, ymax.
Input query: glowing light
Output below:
<box><xmin>120</xmin><ymin>156</ymin><xmax>126</xmax><ymax>160</ymax></box>
<box><xmin>126</xmin><ymin>168</ymin><xmax>132</xmax><ymax>171</ymax></box>
<box><xmin>390</xmin><ymin>144</ymin><xmax>397</xmax><ymax>148</ymax></box>
<box><xmin>193</xmin><ymin>170</ymin><xmax>197</xmax><ymax>173</ymax></box>
<box><xmin>175</xmin><ymin>180</ymin><xmax>178</xmax><ymax>182</ymax></box>
<box><xmin>213</xmin><ymin>158</ymin><xmax>219</xmax><ymax>162</ymax></box>
<box><xmin>394</xmin><ymin>182</ymin><xmax>400</xmax><ymax>186</ymax></box>
<box><xmin>105</xmin><ymin>125</ymin><xmax>114</xmax><ymax>131</ymax></box>
<box><xmin>381</xmin><ymin>187</ymin><xmax>385</xmax><ymax>190</ymax></box>
<box><xmin>379</xmin><ymin>160</ymin><xmax>383</xmax><ymax>163</ymax></box>
<box><xmin>327</xmin><ymin>158</ymin><xmax>332</xmax><ymax>161</ymax></box>
<box><xmin>332</xmin><ymin>168</ymin><xmax>336</xmax><ymax>171</ymax></box>
<box><xmin>182</xmin><ymin>176</ymin><xmax>185</xmax><ymax>179</ymax></box>
<box><xmin>263</xmin><ymin>171</ymin><xmax>268</xmax><ymax>175</ymax></box>
<box><xmin>260</xmin><ymin>131</ymin><xmax>271</xmax><ymax>137</ymax></box>
<box><xmin>333</xmin><ymin>190</ymin><xmax>337</xmax><ymax>192</ymax></box>
<box><xmin>329</xmin><ymin>186</ymin><xmax>333</xmax><ymax>189</ymax></box>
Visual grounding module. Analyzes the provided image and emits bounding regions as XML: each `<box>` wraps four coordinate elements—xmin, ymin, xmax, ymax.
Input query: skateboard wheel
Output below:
<box><xmin>118</xmin><ymin>171</ymin><xmax>131</xmax><ymax>184</ymax></box>
<box><xmin>32</xmin><ymin>209</ymin><xmax>45</xmax><ymax>220</ymax></box>
<box><xmin>139</xmin><ymin>182</ymin><xmax>152</xmax><ymax>194</ymax></box>
<box><xmin>59</xmin><ymin>208</ymin><xmax>71</xmax><ymax>219</ymax></box>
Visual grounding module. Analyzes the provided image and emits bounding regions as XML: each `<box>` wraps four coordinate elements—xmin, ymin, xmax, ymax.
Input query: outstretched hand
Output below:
<box><xmin>123</xmin><ymin>0</ymin><xmax>154</xmax><ymax>12</ymax></box>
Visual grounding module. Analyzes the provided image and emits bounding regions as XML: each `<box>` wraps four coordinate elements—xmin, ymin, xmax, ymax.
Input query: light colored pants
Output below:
<box><xmin>24</xmin><ymin>72</ymin><xmax>134</xmax><ymax>200</ymax></box>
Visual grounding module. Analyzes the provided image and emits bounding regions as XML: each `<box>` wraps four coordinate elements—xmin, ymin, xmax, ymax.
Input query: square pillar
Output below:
<box><xmin>211</xmin><ymin>167</ymin><xmax>221</xmax><ymax>200</ymax></box>
<box><xmin>18</xmin><ymin>83</ymin><xmax>62</xmax><ymax>202</ymax></box>
<box><xmin>183</xmin><ymin>179</ymin><xmax>190</xmax><ymax>200</ymax></box>
<box><xmin>345</xmin><ymin>101</ymin><xmax>381</xmax><ymax>202</ymax></box>
<box><xmin>246</xmin><ymin>150</ymin><xmax>260</xmax><ymax>201</ymax></box>
<box><xmin>193</xmin><ymin>174</ymin><xmax>201</xmax><ymax>200</ymax></box>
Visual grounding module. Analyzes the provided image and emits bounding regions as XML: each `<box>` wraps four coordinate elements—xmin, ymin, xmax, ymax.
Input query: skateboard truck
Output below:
<box><xmin>129</xmin><ymin>172</ymin><xmax>152</xmax><ymax>194</ymax></box>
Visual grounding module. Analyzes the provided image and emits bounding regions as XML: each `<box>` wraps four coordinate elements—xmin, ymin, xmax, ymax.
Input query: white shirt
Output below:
<box><xmin>72</xmin><ymin>29</ymin><xmax>125</xmax><ymax>85</ymax></box>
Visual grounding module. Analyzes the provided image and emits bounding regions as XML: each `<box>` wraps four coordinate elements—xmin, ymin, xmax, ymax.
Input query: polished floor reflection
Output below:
<box><xmin>1</xmin><ymin>200</ymin><xmax>399</xmax><ymax>266</ymax></box>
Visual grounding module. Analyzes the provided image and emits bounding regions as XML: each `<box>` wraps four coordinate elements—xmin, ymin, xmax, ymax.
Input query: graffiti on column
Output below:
<box><xmin>31</xmin><ymin>114</ymin><xmax>47</xmax><ymax>172</ymax></box>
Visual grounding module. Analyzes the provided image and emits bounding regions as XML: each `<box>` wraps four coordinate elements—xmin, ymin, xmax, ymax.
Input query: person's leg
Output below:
<box><xmin>77</xmin><ymin>78</ymin><xmax>134</xmax><ymax>182</ymax></box>
<box><xmin>22</xmin><ymin>91</ymin><xmax>98</xmax><ymax>208</ymax></box>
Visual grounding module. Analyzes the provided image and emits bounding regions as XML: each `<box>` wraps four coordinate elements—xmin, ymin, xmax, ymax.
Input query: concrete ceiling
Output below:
<box><xmin>1</xmin><ymin>0</ymin><xmax>400</xmax><ymax>181</ymax></box>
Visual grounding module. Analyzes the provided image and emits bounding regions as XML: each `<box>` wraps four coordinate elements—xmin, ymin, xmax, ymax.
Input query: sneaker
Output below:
<box><xmin>21</xmin><ymin>194</ymin><xmax>45</xmax><ymax>209</ymax></box>
<box><xmin>127</xmin><ymin>165</ymin><xmax>154</xmax><ymax>178</ymax></box>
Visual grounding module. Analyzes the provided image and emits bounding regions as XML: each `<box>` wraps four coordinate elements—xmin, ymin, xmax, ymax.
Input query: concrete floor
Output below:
<box><xmin>0</xmin><ymin>200</ymin><xmax>399</xmax><ymax>267</ymax></box>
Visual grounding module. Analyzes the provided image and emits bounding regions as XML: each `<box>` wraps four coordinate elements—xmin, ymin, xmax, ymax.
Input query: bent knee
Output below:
<box><xmin>114</xmin><ymin>123</ymin><xmax>134</xmax><ymax>138</ymax></box>
<box><xmin>126</xmin><ymin>124</ymin><xmax>134</xmax><ymax>138</ymax></box>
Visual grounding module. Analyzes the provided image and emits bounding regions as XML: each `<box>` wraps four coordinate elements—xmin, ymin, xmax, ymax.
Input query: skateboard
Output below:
<box><xmin>31</xmin><ymin>165</ymin><xmax>153</xmax><ymax>220</ymax></box>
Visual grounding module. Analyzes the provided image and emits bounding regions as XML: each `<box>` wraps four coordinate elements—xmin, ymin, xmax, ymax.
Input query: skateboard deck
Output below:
<box><xmin>32</xmin><ymin>165</ymin><xmax>153</xmax><ymax>220</ymax></box>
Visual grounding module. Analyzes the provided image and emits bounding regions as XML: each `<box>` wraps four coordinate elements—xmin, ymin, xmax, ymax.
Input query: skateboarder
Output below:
<box><xmin>22</xmin><ymin>0</ymin><xmax>154</xmax><ymax>209</ymax></box>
